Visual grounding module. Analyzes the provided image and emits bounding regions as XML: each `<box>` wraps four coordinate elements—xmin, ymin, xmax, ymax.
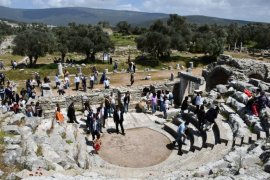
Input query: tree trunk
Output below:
<box><xmin>90</xmin><ymin>53</ymin><xmax>96</xmax><ymax>62</ymax></box>
<box><xmin>61</xmin><ymin>53</ymin><xmax>65</xmax><ymax>62</ymax></box>
<box><xmin>86</xmin><ymin>53</ymin><xmax>90</xmax><ymax>61</ymax></box>
<box><xmin>234</xmin><ymin>42</ymin><xmax>237</xmax><ymax>51</ymax></box>
<box><xmin>33</xmin><ymin>55</ymin><xmax>38</xmax><ymax>66</ymax></box>
<box><xmin>29</xmin><ymin>56</ymin><xmax>33</xmax><ymax>67</ymax></box>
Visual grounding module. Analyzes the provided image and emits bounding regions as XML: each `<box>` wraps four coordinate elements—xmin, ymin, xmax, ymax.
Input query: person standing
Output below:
<box><xmin>195</xmin><ymin>92</ymin><xmax>203</xmax><ymax>114</ymax></box>
<box><xmin>105</xmin><ymin>95</ymin><xmax>111</xmax><ymax>117</ymax></box>
<box><xmin>123</xmin><ymin>92</ymin><xmax>130</xmax><ymax>113</ymax></box>
<box><xmin>90</xmin><ymin>74</ymin><xmax>94</xmax><ymax>89</ymax></box>
<box><xmin>54</xmin><ymin>74</ymin><xmax>60</xmax><ymax>88</ymax></box>
<box><xmin>151</xmin><ymin>92</ymin><xmax>157</xmax><ymax>114</ymax></box>
<box><xmin>89</xmin><ymin>114</ymin><xmax>101</xmax><ymax>141</ymax></box>
<box><xmin>93</xmin><ymin>134</ymin><xmax>102</xmax><ymax>154</ymax></box>
<box><xmin>159</xmin><ymin>90</ymin><xmax>165</xmax><ymax>112</ymax></box>
<box><xmin>35</xmin><ymin>102</ymin><xmax>43</xmax><ymax>117</ymax></box>
<box><xmin>74</xmin><ymin>74</ymin><xmax>80</xmax><ymax>91</ymax></box>
<box><xmin>113</xmin><ymin>105</ymin><xmax>125</xmax><ymax>135</ymax></box>
<box><xmin>110</xmin><ymin>92</ymin><xmax>116</xmax><ymax>114</ymax></box>
<box><xmin>35</xmin><ymin>73</ymin><xmax>41</xmax><ymax>87</ymax></box>
<box><xmin>130</xmin><ymin>73</ymin><xmax>134</xmax><ymax>86</ymax></box>
<box><xmin>181</xmin><ymin>96</ymin><xmax>189</xmax><ymax>114</ymax></box>
<box><xmin>81</xmin><ymin>75</ymin><xmax>87</xmax><ymax>92</ymax></box>
<box><xmin>197</xmin><ymin>105</ymin><xmax>206</xmax><ymax>131</ymax></box>
<box><xmin>67</xmin><ymin>102</ymin><xmax>79</xmax><ymax>124</ymax></box>
<box><xmin>97</xmin><ymin>103</ymin><xmax>108</xmax><ymax>129</ymax></box>
<box><xmin>104</xmin><ymin>78</ymin><xmax>110</xmax><ymax>89</ymax></box>
<box><xmin>163</xmin><ymin>96</ymin><xmax>170</xmax><ymax>119</ymax></box>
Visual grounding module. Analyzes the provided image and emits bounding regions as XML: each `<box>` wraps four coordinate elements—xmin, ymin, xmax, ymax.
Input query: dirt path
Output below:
<box><xmin>32</xmin><ymin>67</ymin><xmax>203</xmax><ymax>97</ymax></box>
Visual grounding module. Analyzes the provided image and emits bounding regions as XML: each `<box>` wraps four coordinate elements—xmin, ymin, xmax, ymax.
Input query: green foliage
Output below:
<box><xmin>66</xmin><ymin>140</ymin><xmax>73</xmax><ymax>144</ymax></box>
<box><xmin>36</xmin><ymin>145</ymin><xmax>43</xmax><ymax>157</ymax></box>
<box><xmin>68</xmin><ymin>24</ymin><xmax>114</xmax><ymax>62</ymax></box>
<box><xmin>110</xmin><ymin>33</ymin><xmax>137</xmax><ymax>46</ymax></box>
<box><xmin>135</xmin><ymin>56</ymin><xmax>160</xmax><ymax>67</ymax></box>
<box><xmin>12</xmin><ymin>29</ymin><xmax>56</xmax><ymax>67</ymax></box>
<box><xmin>61</xmin><ymin>132</ymin><xmax>67</xmax><ymax>139</ymax></box>
<box><xmin>116</xmin><ymin>21</ymin><xmax>131</xmax><ymax>35</ymax></box>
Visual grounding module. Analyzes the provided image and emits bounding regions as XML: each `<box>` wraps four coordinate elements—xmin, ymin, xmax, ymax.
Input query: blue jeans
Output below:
<box><xmin>111</xmin><ymin>104</ymin><xmax>116</xmax><ymax>114</ymax></box>
<box><xmin>152</xmin><ymin>104</ymin><xmax>156</xmax><ymax>113</ymax></box>
<box><xmin>163</xmin><ymin>109</ymin><xmax>167</xmax><ymax>119</ymax></box>
<box><xmin>0</xmin><ymin>93</ymin><xmax>4</xmax><ymax>100</ymax></box>
<box><xmin>124</xmin><ymin>103</ymin><xmax>129</xmax><ymax>113</ymax></box>
<box><xmin>160</xmin><ymin>101</ymin><xmax>164</xmax><ymax>112</ymax></box>
<box><xmin>107</xmin><ymin>107</ymin><xmax>111</xmax><ymax>117</ymax></box>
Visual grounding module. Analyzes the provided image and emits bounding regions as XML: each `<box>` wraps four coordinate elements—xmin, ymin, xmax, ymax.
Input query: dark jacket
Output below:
<box><xmin>67</xmin><ymin>106</ymin><xmax>75</xmax><ymax>119</ymax></box>
<box><xmin>113</xmin><ymin>110</ymin><xmax>124</xmax><ymax>123</ymax></box>
<box><xmin>181</xmin><ymin>99</ymin><xmax>189</xmax><ymax>111</ymax></box>
<box><xmin>89</xmin><ymin>119</ymin><xmax>101</xmax><ymax>133</ymax></box>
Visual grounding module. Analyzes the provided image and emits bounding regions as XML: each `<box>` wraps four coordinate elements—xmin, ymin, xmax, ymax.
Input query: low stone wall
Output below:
<box><xmin>38</xmin><ymin>81</ymin><xmax>178</xmax><ymax>112</ymax></box>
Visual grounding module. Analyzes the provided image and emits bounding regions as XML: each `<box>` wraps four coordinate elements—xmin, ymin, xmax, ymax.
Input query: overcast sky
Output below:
<box><xmin>0</xmin><ymin>0</ymin><xmax>269</xmax><ymax>23</ymax></box>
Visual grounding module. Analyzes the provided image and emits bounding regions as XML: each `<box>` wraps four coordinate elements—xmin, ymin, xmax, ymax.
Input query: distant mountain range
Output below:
<box><xmin>0</xmin><ymin>6</ymin><xmax>261</xmax><ymax>27</ymax></box>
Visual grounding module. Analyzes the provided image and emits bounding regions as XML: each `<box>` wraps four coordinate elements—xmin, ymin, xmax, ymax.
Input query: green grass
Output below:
<box><xmin>36</xmin><ymin>145</ymin><xmax>43</xmax><ymax>157</ymax></box>
<box><xmin>66</xmin><ymin>140</ymin><xmax>73</xmax><ymax>144</ymax></box>
<box><xmin>110</xmin><ymin>33</ymin><xmax>137</xmax><ymax>46</ymax></box>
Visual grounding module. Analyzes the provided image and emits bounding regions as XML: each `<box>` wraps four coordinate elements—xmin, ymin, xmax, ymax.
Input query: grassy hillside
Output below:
<box><xmin>0</xmin><ymin>6</ymin><xmax>261</xmax><ymax>27</ymax></box>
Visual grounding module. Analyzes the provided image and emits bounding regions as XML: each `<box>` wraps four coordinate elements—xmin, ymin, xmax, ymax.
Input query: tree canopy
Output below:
<box><xmin>13</xmin><ymin>29</ymin><xmax>55</xmax><ymax>67</ymax></box>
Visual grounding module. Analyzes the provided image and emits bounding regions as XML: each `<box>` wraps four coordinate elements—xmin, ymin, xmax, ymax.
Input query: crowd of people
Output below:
<box><xmin>142</xmin><ymin>87</ymin><xmax>174</xmax><ymax>119</ymax></box>
<box><xmin>54</xmin><ymin>91</ymin><xmax>128</xmax><ymax>154</ymax></box>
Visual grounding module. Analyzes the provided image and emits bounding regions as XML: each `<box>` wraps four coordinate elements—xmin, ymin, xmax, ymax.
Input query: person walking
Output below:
<box><xmin>67</xmin><ymin>102</ymin><xmax>79</xmax><ymax>124</ymax></box>
<box><xmin>172</xmin><ymin>121</ymin><xmax>189</xmax><ymax>155</ymax></box>
<box><xmin>113</xmin><ymin>105</ymin><xmax>125</xmax><ymax>135</ymax></box>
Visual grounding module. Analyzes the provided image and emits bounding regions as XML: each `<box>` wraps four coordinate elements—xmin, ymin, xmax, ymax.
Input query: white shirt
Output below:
<box><xmin>118</xmin><ymin>110</ymin><xmax>121</xmax><ymax>119</ymax></box>
<box><xmin>74</xmin><ymin>76</ymin><xmax>80</xmax><ymax>83</ymax></box>
<box><xmin>65</xmin><ymin>77</ymin><xmax>69</xmax><ymax>82</ymax></box>
<box><xmin>104</xmin><ymin>80</ymin><xmax>110</xmax><ymax>87</ymax></box>
<box><xmin>90</xmin><ymin>76</ymin><xmax>94</xmax><ymax>81</ymax></box>
<box><xmin>54</xmin><ymin>76</ymin><xmax>59</xmax><ymax>82</ymax></box>
<box><xmin>160</xmin><ymin>94</ymin><xmax>164</xmax><ymax>102</ymax></box>
<box><xmin>111</xmin><ymin>95</ymin><xmax>115</xmax><ymax>104</ymax></box>
<box><xmin>195</xmin><ymin>95</ymin><xmax>203</xmax><ymax>105</ymax></box>
<box><xmin>93</xmin><ymin>120</ymin><xmax>97</xmax><ymax>131</ymax></box>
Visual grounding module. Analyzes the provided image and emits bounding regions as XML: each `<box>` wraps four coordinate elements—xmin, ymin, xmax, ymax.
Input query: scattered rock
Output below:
<box><xmin>3</xmin><ymin>125</ymin><xmax>20</xmax><ymax>135</ymax></box>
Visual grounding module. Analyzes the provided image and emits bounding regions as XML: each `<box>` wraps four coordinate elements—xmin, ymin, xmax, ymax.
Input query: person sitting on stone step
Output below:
<box><xmin>55</xmin><ymin>106</ymin><xmax>64</xmax><ymax>124</ymax></box>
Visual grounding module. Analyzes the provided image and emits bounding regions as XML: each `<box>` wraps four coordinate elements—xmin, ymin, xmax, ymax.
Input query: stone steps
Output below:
<box><xmin>215</xmin><ymin>114</ymin><xmax>233</xmax><ymax>145</ymax></box>
<box><xmin>172</xmin><ymin>117</ymin><xmax>203</xmax><ymax>151</ymax></box>
<box><xmin>164</xmin><ymin>122</ymin><xmax>190</xmax><ymax>154</ymax></box>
